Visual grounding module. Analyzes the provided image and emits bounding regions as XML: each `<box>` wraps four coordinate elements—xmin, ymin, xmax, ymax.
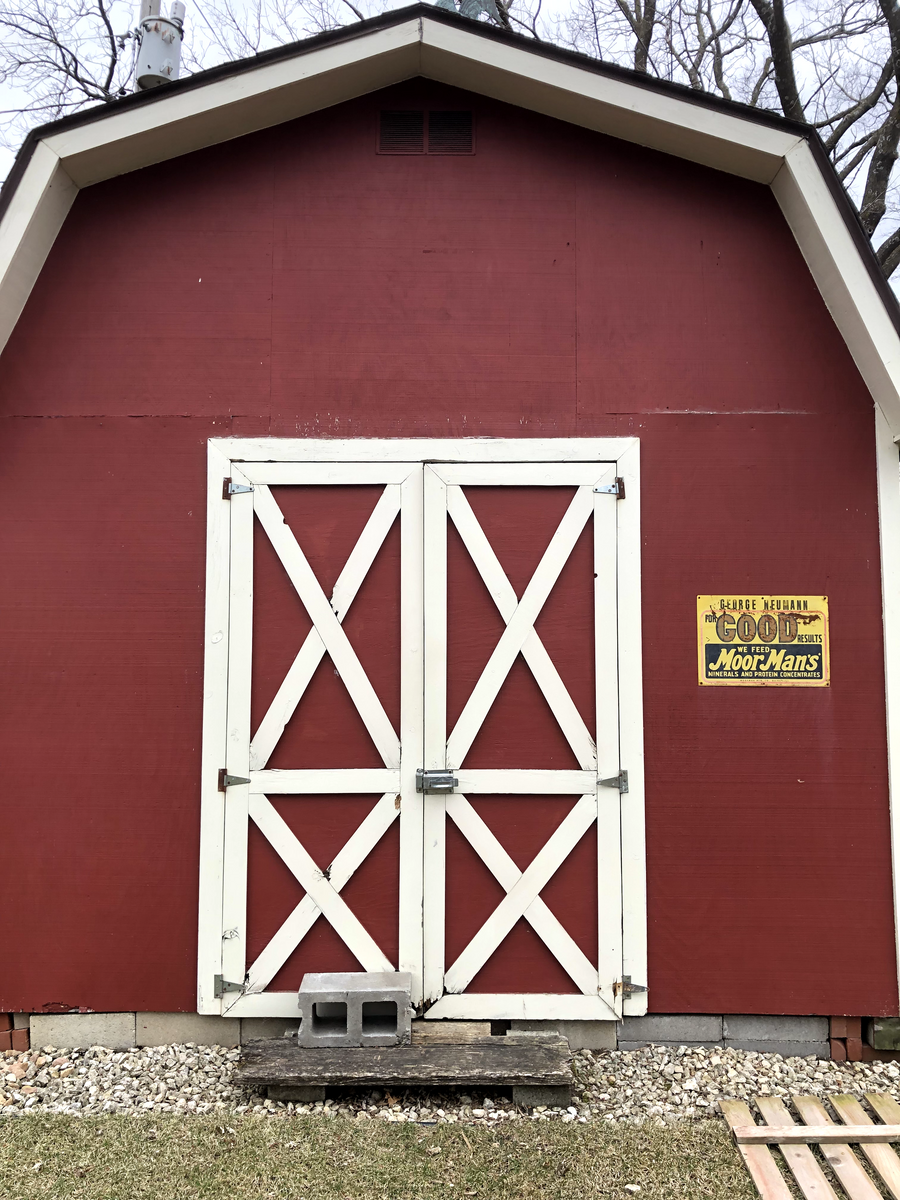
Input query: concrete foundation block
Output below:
<box><xmin>723</xmin><ymin>1015</ymin><xmax>828</xmax><ymax>1042</ymax></box>
<box><xmin>12</xmin><ymin>1014</ymin><xmax>30</xmax><ymax>1029</ymax></box>
<box><xmin>137</xmin><ymin>1013</ymin><xmax>240</xmax><ymax>1048</ymax></box>
<box><xmin>618</xmin><ymin>1015</ymin><xmax>723</xmax><ymax>1044</ymax></box>
<box><xmin>512</xmin><ymin>1085</ymin><xmax>572</xmax><ymax>1108</ymax></box>
<box><xmin>298</xmin><ymin>971</ymin><xmax>412</xmax><ymax>1048</ymax></box>
<box><xmin>31</xmin><ymin>1012</ymin><xmax>136</xmax><ymax>1050</ymax></box>
<box><xmin>869</xmin><ymin>1018</ymin><xmax>900</xmax><ymax>1051</ymax></box>
<box><xmin>241</xmin><ymin>1018</ymin><xmax>298</xmax><ymax>1042</ymax></box>
<box><xmin>725</xmin><ymin>1039</ymin><xmax>829</xmax><ymax>1059</ymax></box>
<box><xmin>510</xmin><ymin>1020</ymin><xmax>616</xmax><ymax>1051</ymax></box>
<box><xmin>618</xmin><ymin>1040</ymin><xmax>714</xmax><ymax>1052</ymax></box>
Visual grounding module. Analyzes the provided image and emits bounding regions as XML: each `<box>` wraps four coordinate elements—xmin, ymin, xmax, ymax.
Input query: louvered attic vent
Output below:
<box><xmin>428</xmin><ymin>111</ymin><xmax>473</xmax><ymax>154</ymax></box>
<box><xmin>379</xmin><ymin>110</ymin><xmax>425</xmax><ymax>154</ymax></box>
<box><xmin>379</xmin><ymin>111</ymin><xmax>474</xmax><ymax>155</ymax></box>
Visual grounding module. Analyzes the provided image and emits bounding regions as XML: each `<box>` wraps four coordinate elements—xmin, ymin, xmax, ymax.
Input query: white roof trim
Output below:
<box><xmin>773</xmin><ymin>142</ymin><xmax>900</xmax><ymax>435</ymax></box>
<box><xmin>419</xmin><ymin>19</ymin><xmax>802</xmax><ymax>182</ymax></box>
<box><xmin>1</xmin><ymin>9</ymin><xmax>900</xmax><ymax>435</ymax></box>
<box><xmin>0</xmin><ymin>144</ymin><xmax>76</xmax><ymax>352</ymax></box>
<box><xmin>42</xmin><ymin>20</ymin><xmax>423</xmax><ymax>187</ymax></box>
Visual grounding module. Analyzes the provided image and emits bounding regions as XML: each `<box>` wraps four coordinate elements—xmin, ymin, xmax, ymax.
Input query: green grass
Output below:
<box><xmin>0</xmin><ymin>1114</ymin><xmax>756</xmax><ymax>1199</ymax></box>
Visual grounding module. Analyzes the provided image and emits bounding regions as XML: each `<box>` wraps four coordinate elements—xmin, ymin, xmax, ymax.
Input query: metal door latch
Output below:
<box><xmin>614</xmin><ymin>976</ymin><xmax>647</xmax><ymax>998</ymax></box>
<box><xmin>213</xmin><ymin>975</ymin><xmax>244</xmax><ymax>998</ymax></box>
<box><xmin>594</xmin><ymin>477</ymin><xmax>626</xmax><ymax>498</ymax></box>
<box><xmin>600</xmin><ymin>770</ymin><xmax>629</xmax><ymax>793</ymax></box>
<box><xmin>218</xmin><ymin>769</ymin><xmax>251</xmax><ymax>791</ymax></box>
<box><xmin>416</xmin><ymin>769</ymin><xmax>458</xmax><ymax>794</ymax></box>
<box><xmin>223</xmin><ymin>477</ymin><xmax>253</xmax><ymax>498</ymax></box>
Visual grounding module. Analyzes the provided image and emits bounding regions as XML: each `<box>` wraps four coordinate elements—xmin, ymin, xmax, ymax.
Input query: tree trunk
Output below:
<box><xmin>748</xmin><ymin>0</ymin><xmax>805</xmax><ymax>123</ymax></box>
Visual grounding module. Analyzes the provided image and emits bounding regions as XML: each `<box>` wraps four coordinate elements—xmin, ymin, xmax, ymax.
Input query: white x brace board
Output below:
<box><xmin>198</xmin><ymin>438</ymin><xmax>646</xmax><ymax>1020</ymax></box>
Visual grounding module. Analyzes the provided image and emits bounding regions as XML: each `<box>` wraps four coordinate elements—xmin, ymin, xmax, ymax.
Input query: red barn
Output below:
<box><xmin>2</xmin><ymin>4</ymin><xmax>900</xmax><ymax>1058</ymax></box>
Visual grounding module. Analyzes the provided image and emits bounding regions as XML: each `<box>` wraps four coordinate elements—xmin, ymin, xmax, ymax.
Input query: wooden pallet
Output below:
<box><xmin>722</xmin><ymin>1093</ymin><xmax>900</xmax><ymax>1200</ymax></box>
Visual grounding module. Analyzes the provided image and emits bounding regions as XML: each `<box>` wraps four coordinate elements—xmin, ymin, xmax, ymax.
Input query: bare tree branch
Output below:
<box><xmin>878</xmin><ymin>221</ymin><xmax>900</xmax><ymax>275</ymax></box>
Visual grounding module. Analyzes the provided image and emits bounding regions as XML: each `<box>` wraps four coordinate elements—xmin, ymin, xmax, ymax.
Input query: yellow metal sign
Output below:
<box><xmin>697</xmin><ymin>595</ymin><xmax>830</xmax><ymax>687</ymax></box>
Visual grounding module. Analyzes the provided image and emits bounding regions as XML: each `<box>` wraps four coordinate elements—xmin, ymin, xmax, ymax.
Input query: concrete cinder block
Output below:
<box><xmin>12</xmin><ymin>1014</ymin><xmax>30</xmax><ymax>1030</ymax></box>
<box><xmin>298</xmin><ymin>971</ymin><xmax>412</xmax><ymax>1048</ymax></box>
<box><xmin>137</xmin><ymin>1013</ymin><xmax>240</xmax><ymax>1048</ymax></box>
<box><xmin>30</xmin><ymin>1012</ymin><xmax>136</xmax><ymax>1050</ymax></box>
<box><xmin>241</xmin><ymin>1018</ymin><xmax>298</xmax><ymax>1042</ymax></box>
<box><xmin>618</xmin><ymin>1015</ymin><xmax>723</xmax><ymax>1044</ymax></box>
<box><xmin>725</xmin><ymin>1039</ymin><xmax>830</xmax><ymax>1059</ymax></box>
<box><xmin>510</xmin><ymin>1020</ymin><xmax>616</xmax><ymax>1051</ymax></box>
<box><xmin>723</xmin><ymin>1015</ymin><xmax>828</xmax><ymax>1042</ymax></box>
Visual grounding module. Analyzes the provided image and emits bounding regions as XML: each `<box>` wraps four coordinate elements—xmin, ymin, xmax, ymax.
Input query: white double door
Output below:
<box><xmin>199</xmin><ymin>440</ymin><xmax>645</xmax><ymax>1022</ymax></box>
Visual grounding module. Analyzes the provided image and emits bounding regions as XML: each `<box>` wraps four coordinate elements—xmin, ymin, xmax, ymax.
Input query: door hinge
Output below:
<box><xmin>223</xmin><ymin>477</ymin><xmax>253</xmax><ymax>498</ymax></box>
<box><xmin>600</xmin><ymin>769</ymin><xmax>629</xmax><ymax>794</ymax></box>
<box><xmin>213</xmin><ymin>974</ymin><xmax>244</xmax><ymax>999</ymax></box>
<box><xmin>594</xmin><ymin>477</ymin><xmax>626</xmax><ymax>499</ymax></box>
<box><xmin>416</xmin><ymin>768</ymin><xmax>458</xmax><ymax>794</ymax></box>
<box><xmin>218</xmin><ymin>769</ymin><xmax>251</xmax><ymax>791</ymax></box>
<box><xmin>614</xmin><ymin>976</ymin><xmax>647</xmax><ymax>998</ymax></box>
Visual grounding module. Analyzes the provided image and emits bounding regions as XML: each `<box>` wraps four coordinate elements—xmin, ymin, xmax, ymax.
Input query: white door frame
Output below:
<box><xmin>198</xmin><ymin>438</ymin><xmax>647</xmax><ymax>1018</ymax></box>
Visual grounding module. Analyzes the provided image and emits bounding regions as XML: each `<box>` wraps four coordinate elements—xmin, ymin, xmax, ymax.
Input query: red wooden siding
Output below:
<box><xmin>0</xmin><ymin>77</ymin><xmax>894</xmax><ymax>1016</ymax></box>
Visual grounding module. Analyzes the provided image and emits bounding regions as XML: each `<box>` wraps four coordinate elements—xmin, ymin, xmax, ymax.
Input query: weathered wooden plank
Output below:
<box><xmin>410</xmin><ymin>1021</ymin><xmax>492</xmax><ymax>1045</ymax></box>
<box><xmin>238</xmin><ymin>1039</ymin><xmax>572</xmax><ymax>1089</ymax></box>
<box><xmin>867</xmin><ymin>1093</ymin><xmax>900</xmax><ymax>1126</ymax></box>
<box><xmin>720</xmin><ymin>1100</ymin><xmax>794</xmax><ymax>1200</ymax></box>
<box><xmin>792</xmin><ymin>1095</ymin><xmax>883</xmax><ymax>1200</ymax></box>
<box><xmin>755</xmin><ymin>1096</ymin><xmax>839</xmax><ymax>1200</ymax></box>
<box><xmin>734</xmin><ymin>1125</ymin><xmax>900</xmax><ymax>1145</ymax></box>
<box><xmin>832</xmin><ymin>1094</ymin><xmax>900</xmax><ymax>1200</ymax></box>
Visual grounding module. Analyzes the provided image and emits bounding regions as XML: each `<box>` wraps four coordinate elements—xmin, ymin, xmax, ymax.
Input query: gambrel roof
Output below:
<box><xmin>3</xmin><ymin>3</ymin><xmax>900</xmax><ymax>437</ymax></box>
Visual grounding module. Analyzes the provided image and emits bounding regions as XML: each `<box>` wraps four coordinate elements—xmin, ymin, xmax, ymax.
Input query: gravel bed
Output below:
<box><xmin>1</xmin><ymin>1042</ymin><xmax>898</xmax><ymax>1125</ymax></box>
